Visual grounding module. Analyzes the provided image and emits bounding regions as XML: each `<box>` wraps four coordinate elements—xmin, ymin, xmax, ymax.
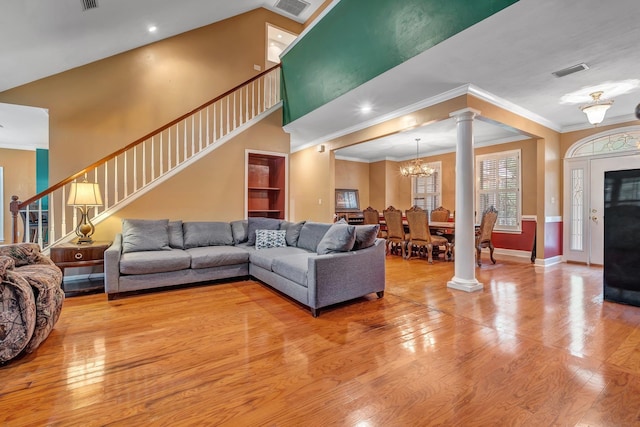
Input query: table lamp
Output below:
<box><xmin>67</xmin><ymin>179</ymin><xmax>103</xmax><ymax>244</ymax></box>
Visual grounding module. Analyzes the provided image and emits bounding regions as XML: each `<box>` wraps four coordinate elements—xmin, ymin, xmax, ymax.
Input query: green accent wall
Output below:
<box><xmin>36</xmin><ymin>149</ymin><xmax>48</xmax><ymax>209</ymax></box>
<box><xmin>281</xmin><ymin>0</ymin><xmax>519</xmax><ymax>124</ymax></box>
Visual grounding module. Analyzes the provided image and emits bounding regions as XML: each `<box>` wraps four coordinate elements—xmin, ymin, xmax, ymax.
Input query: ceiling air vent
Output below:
<box><xmin>552</xmin><ymin>63</ymin><xmax>589</xmax><ymax>78</ymax></box>
<box><xmin>81</xmin><ymin>0</ymin><xmax>98</xmax><ymax>11</ymax></box>
<box><xmin>274</xmin><ymin>0</ymin><xmax>310</xmax><ymax>17</ymax></box>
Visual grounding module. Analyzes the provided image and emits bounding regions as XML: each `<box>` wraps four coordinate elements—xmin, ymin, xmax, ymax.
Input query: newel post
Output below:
<box><xmin>10</xmin><ymin>195</ymin><xmax>21</xmax><ymax>243</ymax></box>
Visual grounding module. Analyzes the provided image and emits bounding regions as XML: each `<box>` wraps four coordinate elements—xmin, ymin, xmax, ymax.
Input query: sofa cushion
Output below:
<box><xmin>249</xmin><ymin>246</ymin><xmax>311</xmax><ymax>271</ymax></box>
<box><xmin>230</xmin><ymin>220</ymin><xmax>248</xmax><ymax>244</ymax></box>
<box><xmin>296</xmin><ymin>222</ymin><xmax>332</xmax><ymax>252</ymax></box>
<box><xmin>187</xmin><ymin>246</ymin><xmax>250</xmax><ymax>269</ymax></box>
<box><xmin>316</xmin><ymin>223</ymin><xmax>356</xmax><ymax>255</ymax></box>
<box><xmin>247</xmin><ymin>217</ymin><xmax>281</xmax><ymax>246</ymax></box>
<box><xmin>122</xmin><ymin>219</ymin><xmax>171</xmax><ymax>254</ymax></box>
<box><xmin>168</xmin><ymin>221</ymin><xmax>184</xmax><ymax>249</ymax></box>
<box><xmin>183</xmin><ymin>222</ymin><xmax>234</xmax><ymax>248</ymax></box>
<box><xmin>352</xmin><ymin>224</ymin><xmax>380</xmax><ymax>251</ymax></box>
<box><xmin>280</xmin><ymin>221</ymin><xmax>306</xmax><ymax>246</ymax></box>
<box><xmin>272</xmin><ymin>254</ymin><xmax>313</xmax><ymax>287</ymax></box>
<box><xmin>120</xmin><ymin>249</ymin><xmax>191</xmax><ymax>275</ymax></box>
<box><xmin>255</xmin><ymin>229</ymin><xmax>287</xmax><ymax>250</ymax></box>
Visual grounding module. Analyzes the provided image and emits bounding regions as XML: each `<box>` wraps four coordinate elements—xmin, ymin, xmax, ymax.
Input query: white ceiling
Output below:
<box><xmin>286</xmin><ymin>0</ymin><xmax>640</xmax><ymax>162</ymax></box>
<box><xmin>0</xmin><ymin>0</ymin><xmax>325</xmax><ymax>151</ymax></box>
<box><xmin>1</xmin><ymin>0</ymin><xmax>639</xmax><ymax>159</ymax></box>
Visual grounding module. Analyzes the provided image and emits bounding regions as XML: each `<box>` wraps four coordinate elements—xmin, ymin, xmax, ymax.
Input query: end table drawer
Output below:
<box><xmin>50</xmin><ymin>242</ymin><xmax>111</xmax><ymax>264</ymax></box>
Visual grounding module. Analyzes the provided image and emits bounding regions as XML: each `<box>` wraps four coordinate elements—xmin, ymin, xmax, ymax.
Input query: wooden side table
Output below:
<box><xmin>50</xmin><ymin>241</ymin><xmax>112</xmax><ymax>295</ymax></box>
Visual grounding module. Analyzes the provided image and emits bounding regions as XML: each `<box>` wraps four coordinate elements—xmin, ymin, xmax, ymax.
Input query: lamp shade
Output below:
<box><xmin>67</xmin><ymin>181</ymin><xmax>103</xmax><ymax>206</ymax></box>
<box><xmin>581</xmin><ymin>103</ymin><xmax>612</xmax><ymax>125</ymax></box>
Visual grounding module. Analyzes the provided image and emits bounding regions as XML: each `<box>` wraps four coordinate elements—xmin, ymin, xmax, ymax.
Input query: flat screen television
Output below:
<box><xmin>335</xmin><ymin>189</ymin><xmax>360</xmax><ymax>211</ymax></box>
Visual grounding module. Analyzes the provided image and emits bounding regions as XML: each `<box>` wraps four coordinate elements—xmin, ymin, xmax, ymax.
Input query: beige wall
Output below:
<box><xmin>335</xmin><ymin>159</ymin><xmax>370</xmax><ymax>208</ymax></box>
<box><xmin>290</xmin><ymin>145</ymin><xmax>333</xmax><ymax>222</ymax></box>
<box><xmin>94</xmin><ymin>108</ymin><xmax>290</xmax><ymax>240</ymax></box>
<box><xmin>0</xmin><ymin>8</ymin><xmax>302</xmax><ymax>184</ymax></box>
<box><xmin>0</xmin><ymin>149</ymin><xmax>36</xmax><ymax>243</ymax></box>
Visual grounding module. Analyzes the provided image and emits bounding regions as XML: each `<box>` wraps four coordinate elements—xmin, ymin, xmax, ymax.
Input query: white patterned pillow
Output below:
<box><xmin>255</xmin><ymin>229</ymin><xmax>287</xmax><ymax>250</ymax></box>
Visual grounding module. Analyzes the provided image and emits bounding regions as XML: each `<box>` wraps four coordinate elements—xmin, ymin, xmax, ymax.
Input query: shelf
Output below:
<box><xmin>248</xmin><ymin>187</ymin><xmax>281</xmax><ymax>191</ymax></box>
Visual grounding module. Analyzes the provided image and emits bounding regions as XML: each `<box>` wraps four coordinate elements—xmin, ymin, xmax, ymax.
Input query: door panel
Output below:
<box><xmin>589</xmin><ymin>155</ymin><xmax>640</xmax><ymax>264</ymax></box>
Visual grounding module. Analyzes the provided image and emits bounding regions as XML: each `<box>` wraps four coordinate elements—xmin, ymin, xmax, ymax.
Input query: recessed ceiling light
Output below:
<box><xmin>148</xmin><ymin>25</ymin><xmax>157</xmax><ymax>33</ymax></box>
<box><xmin>277</xmin><ymin>34</ymin><xmax>283</xmax><ymax>39</ymax></box>
<box><xmin>360</xmin><ymin>104</ymin><xmax>372</xmax><ymax>114</ymax></box>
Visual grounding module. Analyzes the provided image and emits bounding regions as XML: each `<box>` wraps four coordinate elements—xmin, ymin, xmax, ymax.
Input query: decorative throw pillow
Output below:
<box><xmin>247</xmin><ymin>217</ymin><xmax>281</xmax><ymax>246</ymax></box>
<box><xmin>122</xmin><ymin>219</ymin><xmax>171</xmax><ymax>254</ymax></box>
<box><xmin>182</xmin><ymin>222</ymin><xmax>234</xmax><ymax>248</ymax></box>
<box><xmin>352</xmin><ymin>224</ymin><xmax>380</xmax><ymax>250</ymax></box>
<box><xmin>230</xmin><ymin>220</ymin><xmax>248</xmax><ymax>244</ymax></box>
<box><xmin>316</xmin><ymin>222</ymin><xmax>356</xmax><ymax>255</ymax></box>
<box><xmin>280</xmin><ymin>220</ymin><xmax>306</xmax><ymax>246</ymax></box>
<box><xmin>255</xmin><ymin>229</ymin><xmax>287</xmax><ymax>250</ymax></box>
<box><xmin>168</xmin><ymin>220</ymin><xmax>184</xmax><ymax>249</ymax></box>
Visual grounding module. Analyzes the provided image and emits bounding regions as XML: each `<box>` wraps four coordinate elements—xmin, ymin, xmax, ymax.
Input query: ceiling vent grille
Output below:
<box><xmin>552</xmin><ymin>63</ymin><xmax>589</xmax><ymax>78</ymax></box>
<box><xmin>81</xmin><ymin>0</ymin><xmax>98</xmax><ymax>11</ymax></box>
<box><xmin>274</xmin><ymin>0</ymin><xmax>310</xmax><ymax>17</ymax></box>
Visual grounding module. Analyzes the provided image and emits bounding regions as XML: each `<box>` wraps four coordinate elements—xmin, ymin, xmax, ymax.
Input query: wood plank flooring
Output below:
<box><xmin>2</xmin><ymin>254</ymin><xmax>640</xmax><ymax>426</ymax></box>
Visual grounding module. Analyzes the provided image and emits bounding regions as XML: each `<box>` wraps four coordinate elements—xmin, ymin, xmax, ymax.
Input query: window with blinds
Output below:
<box><xmin>411</xmin><ymin>161</ymin><xmax>441</xmax><ymax>214</ymax></box>
<box><xmin>476</xmin><ymin>149</ymin><xmax>521</xmax><ymax>232</ymax></box>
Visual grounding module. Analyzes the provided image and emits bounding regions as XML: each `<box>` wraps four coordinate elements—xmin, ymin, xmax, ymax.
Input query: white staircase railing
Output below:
<box><xmin>10</xmin><ymin>65</ymin><xmax>281</xmax><ymax>251</ymax></box>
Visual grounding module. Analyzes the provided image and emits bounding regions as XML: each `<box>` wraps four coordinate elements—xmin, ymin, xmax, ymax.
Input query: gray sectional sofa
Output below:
<box><xmin>104</xmin><ymin>218</ymin><xmax>385</xmax><ymax>317</ymax></box>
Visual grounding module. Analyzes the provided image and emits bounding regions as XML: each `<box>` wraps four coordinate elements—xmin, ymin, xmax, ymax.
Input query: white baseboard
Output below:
<box><xmin>534</xmin><ymin>256</ymin><xmax>563</xmax><ymax>267</ymax></box>
<box><xmin>492</xmin><ymin>248</ymin><xmax>532</xmax><ymax>260</ymax></box>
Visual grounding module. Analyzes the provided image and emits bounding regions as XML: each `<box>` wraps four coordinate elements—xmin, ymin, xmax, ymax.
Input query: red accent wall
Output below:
<box><xmin>492</xmin><ymin>219</ymin><xmax>536</xmax><ymax>252</ymax></box>
<box><xmin>544</xmin><ymin>221</ymin><xmax>563</xmax><ymax>258</ymax></box>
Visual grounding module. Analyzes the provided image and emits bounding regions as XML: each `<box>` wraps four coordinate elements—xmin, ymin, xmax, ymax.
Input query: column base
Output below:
<box><xmin>447</xmin><ymin>276</ymin><xmax>483</xmax><ymax>292</ymax></box>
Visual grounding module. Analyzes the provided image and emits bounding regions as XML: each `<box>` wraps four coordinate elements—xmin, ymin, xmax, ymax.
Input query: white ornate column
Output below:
<box><xmin>448</xmin><ymin>108</ymin><xmax>483</xmax><ymax>292</ymax></box>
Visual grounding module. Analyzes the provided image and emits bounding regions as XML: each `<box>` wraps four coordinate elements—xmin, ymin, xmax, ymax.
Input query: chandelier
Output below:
<box><xmin>400</xmin><ymin>138</ymin><xmax>434</xmax><ymax>177</ymax></box>
<box><xmin>580</xmin><ymin>91</ymin><xmax>614</xmax><ymax>126</ymax></box>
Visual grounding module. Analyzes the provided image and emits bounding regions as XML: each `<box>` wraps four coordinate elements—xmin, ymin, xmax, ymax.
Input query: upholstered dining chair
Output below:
<box><xmin>476</xmin><ymin>205</ymin><xmax>499</xmax><ymax>266</ymax></box>
<box><xmin>405</xmin><ymin>206</ymin><xmax>450</xmax><ymax>263</ymax></box>
<box><xmin>363</xmin><ymin>206</ymin><xmax>386</xmax><ymax>238</ymax></box>
<box><xmin>382</xmin><ymin>206</ymin><xmax>406</xmax><ymax>257</ymax></box>
<box><xmin>430</xmin><ymin>206</ymin><xmax>450</xmax><ymax>223</ymax></box>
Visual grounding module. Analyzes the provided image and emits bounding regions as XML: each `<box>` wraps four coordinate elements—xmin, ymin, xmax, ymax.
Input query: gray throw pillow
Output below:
<box><xmin>316</xmin><ymin>223</ymin><xmax>356</xmax><ymax>255</ymax></box>
<box><xmin>168</xmin><ymin>220</ymin><xmax>184</xmax><ymax>249</ymax></box>
<box><xmin>230</xmin><ymin>220</ymin><xmax>248</xmax><ymax>244</ymax></box>
<box><xmin>122</xmin><ymin>219</ymin><xmax>171</xmax><ymax>254</ymax></box>
<box><xmin>183</xmin><ymin>222</ymin><xmax>234</xmax><ymax>248</ymax></box>
<box><xmin>352</xmin><ymin>224</ymin><xmax>379</xmax><ymax>250</ymax></box>
<box><xmin>297</xmin><ymin>222</ymin><xmax>332</xmax><ymax>252</ymax></box>
<box><xmin>280</xmin><ymin>220</ymin><xmax>306</xmax><ymax>246</ymax></box>
<box><xmin>247</xmin><ymin>217</ymin><xmax>281</xmax><ymax>246</ymax></box>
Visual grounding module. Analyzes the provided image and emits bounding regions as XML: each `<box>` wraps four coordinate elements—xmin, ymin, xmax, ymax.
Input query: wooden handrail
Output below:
<box><xmin>17</xmin><ymin>64</ymin><xmax>282</xmax><ymax>209</ymax></box>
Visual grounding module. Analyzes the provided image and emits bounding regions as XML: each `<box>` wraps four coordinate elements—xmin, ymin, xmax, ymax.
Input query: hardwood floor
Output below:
<box><xmin>2</xmin><ymin>254</ymin><xmax>640</xmax><ymax>426</ymax></box>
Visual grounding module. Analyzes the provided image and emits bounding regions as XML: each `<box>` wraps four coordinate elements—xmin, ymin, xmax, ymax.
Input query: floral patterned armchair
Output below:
<box><xmin>0</xmin><ymin>243</ymin><xmax>64</xmax><ymax>364</ymax></box>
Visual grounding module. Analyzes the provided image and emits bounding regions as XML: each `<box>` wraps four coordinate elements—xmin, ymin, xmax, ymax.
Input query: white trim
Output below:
<box><xmin>561</xmin><ymin>114</ymin><xmax>639</xmax><ymax>134</ymax></box>
<box><xmin>287</xmin><ymin>84</ymin><xmax>472</xmax><ymax>153</ymax></box>
<box><xmin>492</xmin><ymin>247</ymin><xmax>532</xmax><ymax>260</ymax></box>
<box><xmin>545</xmin><ymin>216</ymin><xmax>562</xmax><ymax>223</ymax></box>
<box><xmin>521</xmin><ymin>215</ymin><xmax>537</xmax><ymax>221</ymax></box>
<box><xmin>565</xmin><ymin>125</ymin><xmax>640</xmax><ymax>158</ymax></box>
<box><xmin>244</xmin><ymin>148</ymin><xmax>289</xmax><ymax>221</ymax></box>
<box><xmin>534</xmin><ymin>256</ymin><xmax>563</xmax><ymax>267</ymax></box>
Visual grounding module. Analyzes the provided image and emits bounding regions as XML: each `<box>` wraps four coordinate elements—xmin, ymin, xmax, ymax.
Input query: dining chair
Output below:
<box><xmin>363</xmin><ymin>206</ymin><xmax>386</xmax><ymax>238</ymax></box>
<box><xmin>382</xmin><ymin>206</ymin><xmax>406</xmax><ymax>257</ymax></box>
<box><xmin>430</xmin><ymin>206</ymin><xmax>450</xmax><ymax>223</ymax></box>
<box><xmin>405</xmin><ymin>206</ymin><xmax>450</xmax><ymax>263</ymax></box>
<box><xmin>476</xmin><ymin>205</ymin><xmax>498</xmax><ymax>266</ymax></box>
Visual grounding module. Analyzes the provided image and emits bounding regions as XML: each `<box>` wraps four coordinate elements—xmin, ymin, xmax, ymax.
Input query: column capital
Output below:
<box><xmin>449</xmin><ymin>107</ymin><xmax>481</xmax><ymax>120</ymax></box>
